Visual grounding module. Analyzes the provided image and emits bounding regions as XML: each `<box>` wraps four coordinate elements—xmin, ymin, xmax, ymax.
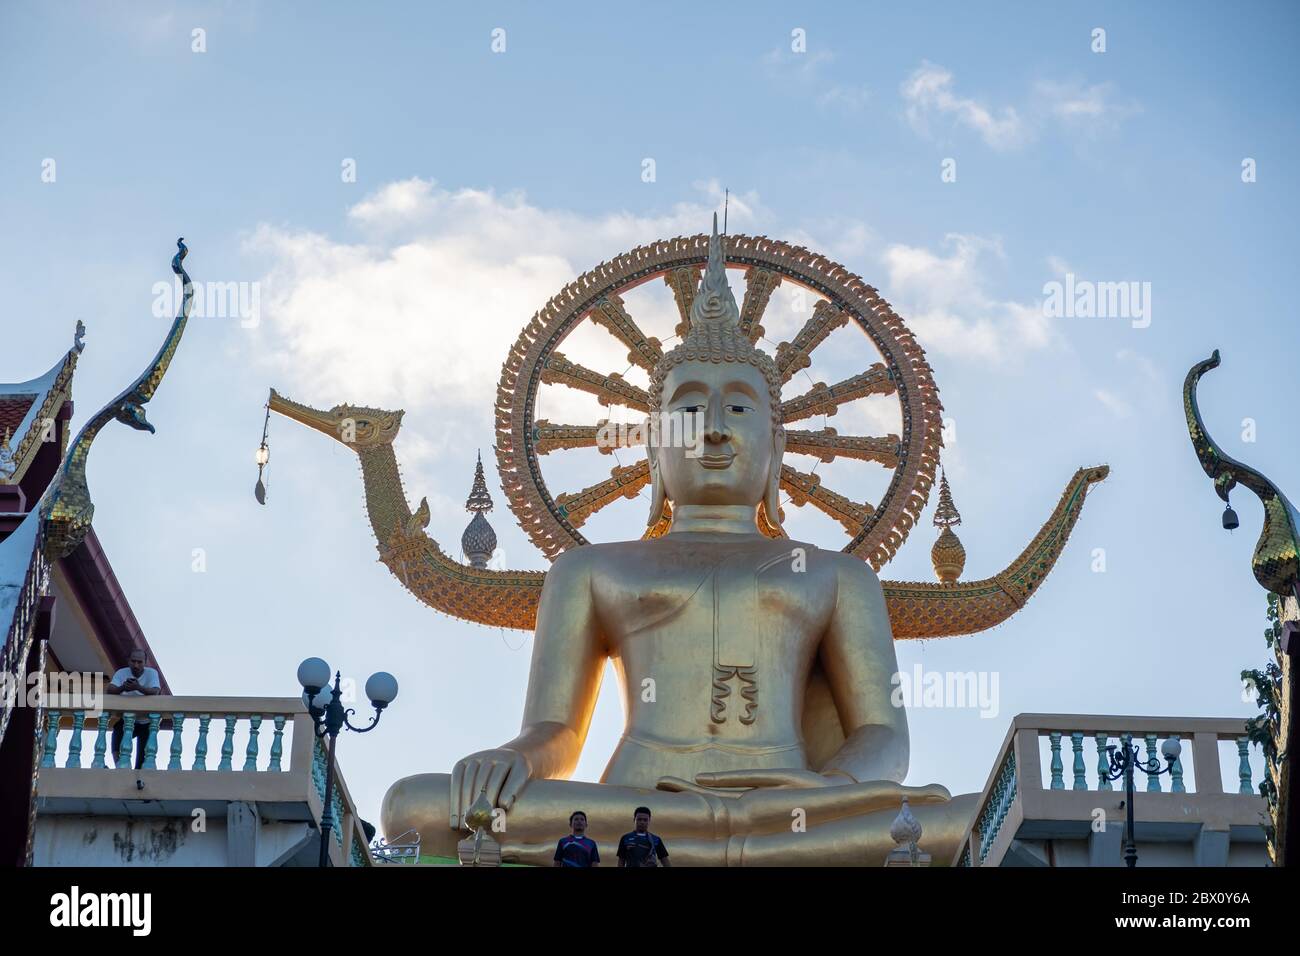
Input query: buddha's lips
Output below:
<box><xmin>698</xmin><ymin>454</ymin><xmax>735</xmax><ymax>469</ymax></box>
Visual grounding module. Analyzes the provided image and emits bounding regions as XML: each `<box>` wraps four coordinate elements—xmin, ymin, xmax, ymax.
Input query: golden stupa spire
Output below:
<box><xmin>461</xmin><ymin>451</ymin><xmax>496</xmax><ymax>568</ymax></box>
<box><xmin>465</xmin><ymin>451</ymin><xmax>493</xmax><ymax>513</ymax></box>
<box><xmin>930</xmin><ymin>470</ymin><xmax>966</xmax><ymax>583</ymax></box>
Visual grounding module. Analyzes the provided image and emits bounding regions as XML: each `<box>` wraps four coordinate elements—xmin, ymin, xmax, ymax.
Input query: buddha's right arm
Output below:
<box><xmin>450</xmin><ymin>548</ymin><xmax>606</xmax><ymax>825</ymax></box>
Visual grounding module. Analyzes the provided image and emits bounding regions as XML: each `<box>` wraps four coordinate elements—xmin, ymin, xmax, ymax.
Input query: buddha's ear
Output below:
<box><xmin>647</xmin><ymin>428</ymin><xmax>666</xmax><ymax>528</ymax></box>
<box><xmin>764</xmin><ymin>427</ymin><xmax>786</xmax><ymax>529</ymax></box>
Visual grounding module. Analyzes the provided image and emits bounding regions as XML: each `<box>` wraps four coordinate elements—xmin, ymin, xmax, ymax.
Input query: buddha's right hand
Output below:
<box><xmin>449</xmin><ymin>748</ymin><xmax>532</xmax><ymax>829</ymax></box>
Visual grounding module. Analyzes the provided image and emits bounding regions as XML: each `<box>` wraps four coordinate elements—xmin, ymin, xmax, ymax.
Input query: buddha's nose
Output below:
<box><xmin>704</xmin><ymin>396</ymin><xmax>730</xmax><ymax>442</ymax></box>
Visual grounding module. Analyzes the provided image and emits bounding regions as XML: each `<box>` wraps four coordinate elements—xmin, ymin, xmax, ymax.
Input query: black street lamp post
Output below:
<box><xmin>1103</xmin><ymin>736</ymin><xmax>1181</xmax><ymax>868</ymax></box>
<box><xmin>297</xmin><ymin>658</ymin><xmax>398</xmax><ymax>868</ymax></box>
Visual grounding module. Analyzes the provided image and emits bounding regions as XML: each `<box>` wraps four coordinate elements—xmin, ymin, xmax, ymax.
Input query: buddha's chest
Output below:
<box><xmin>592</xmin><ymin>545</ymin><xmax>836</xmax><ymax>666</ymax></box>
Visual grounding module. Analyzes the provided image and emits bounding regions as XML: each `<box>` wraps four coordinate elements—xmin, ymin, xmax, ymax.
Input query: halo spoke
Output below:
<box><xmin>780</xmin><ymin>364</ymin><xmax>896</xmax><ymax>423</ymax></box>
<box><xmin>541</xmin><ymin>352</ymin><xmax>650</xmax><ymax>411</ymax></box>
<box><xmin>588</xmin><ymin>295</ymin><xmax>663</xmax><ymax>371</ymax></box>
<box><xmin>663</xmin><ymin>266</ymin><xmax>702</xmax><ymax>339</ymax></box>
<box><xmin>534</xmin><ymin>419</ymin><xmax>646</xmax><ymax>455</ymax></box>
<box><xmin>780</xmin><ymin>464</ymin><xmax>876</xmax><ymax>537</ymax></box>
<box><xmin>785</xmin><ymin>428</ymin><xmax>901</xmax><ymax>468</ymax></box>
<box><xmin>555</xmin><ymin>461</ymin><xmax>649</xmax><ymax>528</ymax></box>
<box><xmin>775</xmin><ymin>300</ymin><xmax>850</xmax><ymax>382</ymax></box>
<box><xmin>533</xmin><ymin>420</ymin><xmax>597</xmax><ymax>454</ymax></box>
<box><xmin>739</xmin><ymin>267</ymin><xmax>781</xmax><ymax>344</ymax></box>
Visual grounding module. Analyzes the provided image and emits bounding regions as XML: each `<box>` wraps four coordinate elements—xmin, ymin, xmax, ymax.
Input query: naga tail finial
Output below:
<box><xmin>1184</xmin><ymin>350</ymin><xmax>1300</xmax><ymax>596</ymax></box>
<box><xmin>40</xmin><ymin>238</ymin><xmax>196</xmax><ymax>559</ymax></box>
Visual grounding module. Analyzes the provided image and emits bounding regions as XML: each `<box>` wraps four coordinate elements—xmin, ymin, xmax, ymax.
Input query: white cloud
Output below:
<box><xmin>881</xmin><ymin>234</ymin><xmax>1057</xmax><ymax>361</ymax></box>
<box><xmin>817</xmin><ymin>85</ymin><xmax>871</xmax><ymax>113</ymax></box>
<box><xmin>1034</xmin><ymin>80</ymin><xmax>1142</xmax><ymax>131</ymax></box>
<box><xmin>1094</xmin><ymin>388</ymin><xmax>1132</xmax><ymax>418</ymax></box>
<box><xmin>901</xmin><ymin>63</ymin><xmax>1141</xmax><ymax>150</ymax></box>
<box><xmin>1046</xmin><ymin>254</ymin><xmax>1073</xmax><ymax>276</ymax></box>
<box><xmin>347</xmin><ymin>177</ymin><xmax>438</xmax><ymax>225</ymax></box>
<box><xmin>763</xmin><ymin>47</ymin><xmax>871</xmax><ymax>115</ymax></box>
<box><xmin>901</xmin><ymin>62</ymin><xmax>1027</xmax><ymax>150</ymax></box>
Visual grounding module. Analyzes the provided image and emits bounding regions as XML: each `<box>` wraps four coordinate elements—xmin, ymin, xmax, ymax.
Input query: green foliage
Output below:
<box><xmin>1242</xmin><ymin>594</ymin><xmax>1284</xmax><ymax>839</ymax></box>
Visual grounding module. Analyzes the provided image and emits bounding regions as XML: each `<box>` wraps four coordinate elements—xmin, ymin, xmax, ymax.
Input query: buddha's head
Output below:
<box><xmin>646</xmin><ymin>217</ymin><xmax>785</xmax><ymax>531</ymax></box>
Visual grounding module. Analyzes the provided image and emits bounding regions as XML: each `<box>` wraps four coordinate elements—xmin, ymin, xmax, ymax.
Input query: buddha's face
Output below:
<box><xmin>652</xmin><ymin>360</ymin><xmax>780</xmax><ymax>509</ymax></box>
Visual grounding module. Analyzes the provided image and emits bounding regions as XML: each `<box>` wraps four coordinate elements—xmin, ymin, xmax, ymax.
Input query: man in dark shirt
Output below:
<box><xmin>553</xmin><ymin>810</ymin><xmax>600</xmax><ymax>867</ymax></box>
<box><xmin>616</xmin><ymin>806</ymin><xmax>670</xmax><ymax>867</ymax></box>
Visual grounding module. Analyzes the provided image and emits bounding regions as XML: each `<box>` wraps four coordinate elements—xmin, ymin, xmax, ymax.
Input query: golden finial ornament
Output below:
<box><xmin>885</xmin><ymin>798</ymin><xmax>930</xmax><ymax>867</ymax></box>
<box><xmin>930</xmin><ymin>470</ymin><xmax>966</xmax><ymax>583</ymax></box>
<box><xmin>461</xmin><ymin>451</ymin><xmax>497</xmax><ymax>568</ymax></box>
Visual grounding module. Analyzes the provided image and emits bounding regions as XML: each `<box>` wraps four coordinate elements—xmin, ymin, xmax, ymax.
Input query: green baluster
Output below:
<box><xmin>218</xmin><ymin>715</ymin><xmax>237</xmax><ymax>771</ymax></box>
<box><xmin>1096</xmin><ymin>733</ymin><xmax>1112</xmax><ymax>790</ymax></box>
<box><xmin>243</xmin><ymin>715</ymin><xmax>262</xmax><ymax>771</ymax></box>
<box><xmin>142</xmin><ymin>714</ymin><xmax>160</xmax><ymax>769</ymax></box>
<box><xmin>66</xmin><ymin>711</ymin><xmax>85</xmax><ymax>768</ymax></box>
<box><xmin>41</xmin><ymin>710</ymin><xmax>61</xmax><ymax>768</ymax></box>
<box><xmin>168</xmin><ymin>713</ymin><xmax>185</xmax><ymax>770</ymax></box>
<box><xmin>312</xmin><ymin>739</ymin><xmax>327</xmax><ymax>802</ymax></box>
<box><xmin>269</xmin><ymin>715</ymin><xmax>286</xmax><ymax>771</ymax></box>
<box><xmin>117</xmin><ymin>713</ymin><xmax>136</xmax><ymax>767</ymax></box>
<box><xmin>1048</xmin><ymin>731</ymin><xmax>1064</xmax><ymax>790</ymax></box>
<box><xmin>1169</xmin><ymin>736</ymin><xmax>1185</xmax><ymax>793</ymax></box>
<box><xmin>1237</xmin><ymin>738</ymin><xmax>1252</xmax><ymax>794</ymax></box>
<box><xmin>1145</xmin><ymin>734</ymin><xmax>1161</xmax><ymax>792</ymax></box>
<box><xmin>1071</xmin><ymin>732</ymin><xmax>1087</xmax><ymax>790</ymax></box>
<box><xmin>192</xmin><ymin>714</ymin><xmax>211</xmax><ymax>770</ymax></box>
<box><xmin>91</xmin><ymin>717</ymin><xmax>108</xmax><ymax>769</ymax></box>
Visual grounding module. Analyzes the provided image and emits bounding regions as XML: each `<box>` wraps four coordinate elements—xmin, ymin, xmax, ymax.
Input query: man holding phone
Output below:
<box><xmin>105</xmin><ymin>648</ymin><xmax>162</xmax><ymax>768</ymax></box>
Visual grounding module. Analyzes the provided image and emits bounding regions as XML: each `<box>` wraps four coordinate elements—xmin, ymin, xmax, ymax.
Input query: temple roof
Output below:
<box><xmin>0</xmin><ymin>339</ymin><xmax>80</xmax><ymax>484</ymax></box>
<box><xmin>1</xmin><ymin>328</ymin><xmax>168</xmax><ymax>690</ymax></box>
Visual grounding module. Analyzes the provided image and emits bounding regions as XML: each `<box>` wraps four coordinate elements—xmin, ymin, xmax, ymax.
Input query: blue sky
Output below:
<box><xmin>3</xmin><ymin>2</ymin><xmax>1297</xmax><ymax>829</ymax></box>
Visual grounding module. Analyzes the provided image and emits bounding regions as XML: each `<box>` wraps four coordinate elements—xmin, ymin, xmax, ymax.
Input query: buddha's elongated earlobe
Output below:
<box><xmin>764</xmin><ymin>428</ymin><xmax>786</xmax><ymax>530</ymax></box>
<box><xmin>647</xmin><ymin>440</ymin><xmax>666</xmax><ymax>528</ymax></box>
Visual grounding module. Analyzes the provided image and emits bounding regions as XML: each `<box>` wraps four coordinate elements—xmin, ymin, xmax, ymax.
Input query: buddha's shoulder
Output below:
<box><xmin>545</xmin><ymin>540</ymin><xmax>647</xmax><ymax>577</ymax></box>
<box><xmin>792</xmin><ymin>543</ymin><xmax>885</xmax><ymax>588</ymax></box>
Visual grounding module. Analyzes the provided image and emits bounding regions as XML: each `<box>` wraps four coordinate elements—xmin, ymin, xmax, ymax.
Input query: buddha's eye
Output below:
<box><xmin>727</xmin><ymin>404</ymin><xmax>752</xmax><ymax>414</ymax></box>
<box><xmin>675</xmin><ymin>405</ymin><xmax>704</xmax><ymax>415</ymax></box>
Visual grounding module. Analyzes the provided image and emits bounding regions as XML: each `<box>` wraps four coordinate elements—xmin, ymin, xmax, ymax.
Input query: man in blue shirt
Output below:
<box><xmin>553</xmin><ymin>811</ymin><xmax>600</xmax><ymax>867</ymax></box>
<box><xmin>616</xmin><ymin>807</ymin><xmax>670</xmax><ymax>868</ymax></box>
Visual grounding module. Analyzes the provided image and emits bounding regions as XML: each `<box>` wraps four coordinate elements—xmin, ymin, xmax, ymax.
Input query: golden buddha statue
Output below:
<box><xmin>268</xmin><ymin>219</ymin><xmax>1109</xmax><ymax>865</ymax></box>
<box><xmin>381</xmin><ymin>219</ymin><xmax>978</xmax><ymax>864</ymax></box>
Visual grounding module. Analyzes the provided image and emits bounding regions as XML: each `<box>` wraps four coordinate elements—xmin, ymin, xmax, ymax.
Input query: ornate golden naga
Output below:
<box><xmin>269</xmin><ymin>230</ymin><xmax>1107</xmax><ymax>639</ymax></box>
<box><xmin>1184</xmin><ymin>350</ymin><xmax>1299</xmax><ymax>596</ymax></box>
<box><xmin>40</xmin><ymin>239</ymin><xmax>195</xmax><ymax>560</ymax></box>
